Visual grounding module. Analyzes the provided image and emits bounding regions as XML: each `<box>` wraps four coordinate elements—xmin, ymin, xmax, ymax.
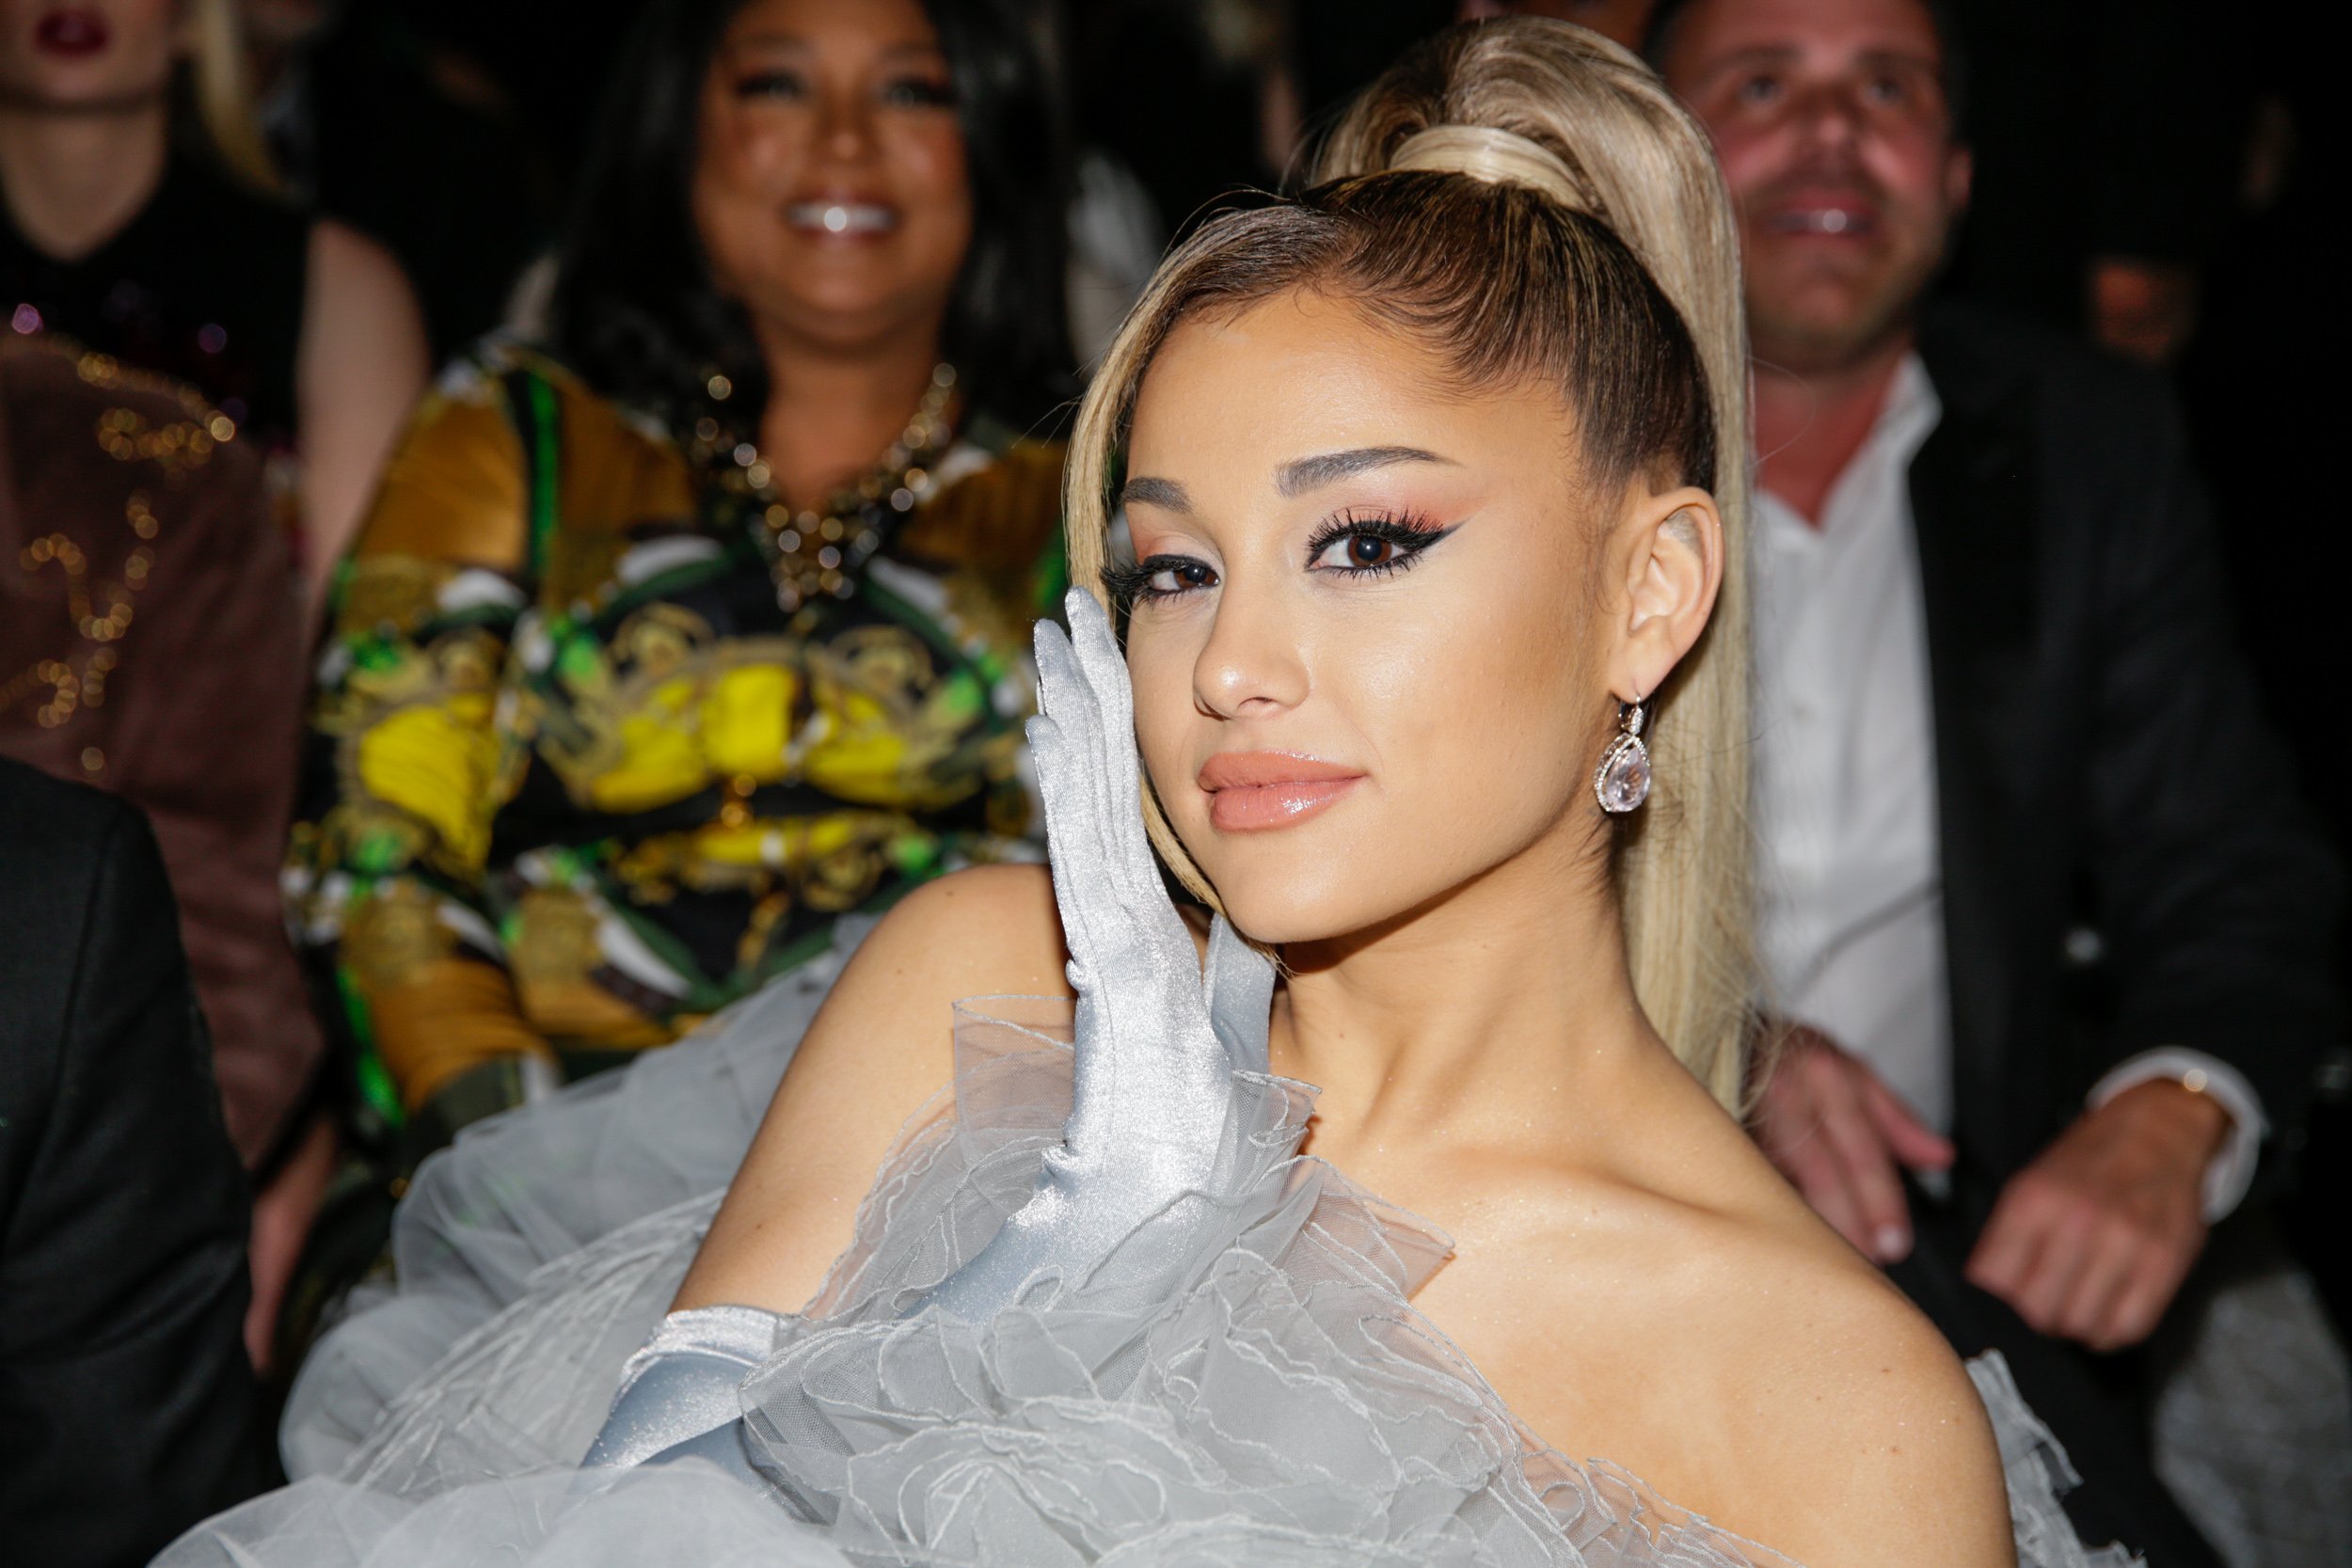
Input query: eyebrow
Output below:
<box><xmin>1119</xmin><ymin>475</ymin><xmax>1193</xmax><ymax>513</ymax></box>
<box><xmin>1704</xmin><ymin>42</ymin><xmax>1938</xmax><ymax>76</ymax></box>
<box><xmin>1274</xmin><ymin>446</ymin><xmax>1455</xmax><ymax>497</ymax></box>
<box><xmin>1118</xmin><ymin>447</ymin><xmax>1455</xmax><ymax>514</ymax></box>
<box><xmin>724</xmin><ymin>35</ymin><xmax>945</xmax><ymax>58</ymax></box>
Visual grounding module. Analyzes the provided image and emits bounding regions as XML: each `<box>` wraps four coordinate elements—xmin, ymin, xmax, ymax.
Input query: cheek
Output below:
<box><xmin>699</xmin><ymin>107</ymin><xmax>797</xmax><ymax>200</ymax></box>
<box><xmin>1376</xmin><ymin>571</ymin><xmax>1588</xmax><ymax>802</ymax></box>
<box><xmin>691</xmin><ymin>116</ymin><xmax>791</xmax><ymax>287</ymax></box>
<box><xmin>1867</xmin><ymin>135</ymin><xmax>1951</xmax><ymax>220</ymax></box>
<box><xmin>1708</xmin><ymin>120</ymin><xmax>1786</xmax><ymax>203</ymax></box>
<box><xmin>892</xmin><ymin>128</ymin><xmax>973</xmax><ymax>259</ymax></box>
<box><xmin>1125</xmin><ymin>618</ymin><xmax>1203</xmax><ymax>811</ymax></box>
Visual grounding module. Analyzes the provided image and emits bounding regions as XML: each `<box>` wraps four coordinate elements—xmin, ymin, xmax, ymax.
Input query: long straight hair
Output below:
<box><xmin>1062</xmin><ymin>20</ymin><xmax>1757</xmax><ymax>1109</ymax></box>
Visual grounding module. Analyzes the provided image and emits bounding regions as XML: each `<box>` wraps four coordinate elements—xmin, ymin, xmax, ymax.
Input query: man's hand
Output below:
<box><xmin>1755</xmin><ymin>1025</ymin><xmax>1955</xmax><ymax>1263</ymax></box>
<box><xmin>1966</xmin><ymin>1080</ymin><xmax>2225</xmax><ymax>1351</ymax></box>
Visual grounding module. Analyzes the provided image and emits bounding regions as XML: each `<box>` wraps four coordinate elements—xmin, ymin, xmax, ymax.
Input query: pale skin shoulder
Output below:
<box><xmin>1441</xmin><ymin>1086</ymin><xmax>2012</xmax><ymax>1568</ymax></box>
<box><xmin>295</xmin><ymin>219</ymin><xmax>432</xmax><ymax>620</ymax></box>
<box><xmin>675</xmin><ymin>863</ymin><xmax>1070</xmax><ymax>1315</ymax></box>
<box><xmin>1659</xmin><ymin>1216</ymin><xmax>2013</xmax><ymax>1568</ymax></box>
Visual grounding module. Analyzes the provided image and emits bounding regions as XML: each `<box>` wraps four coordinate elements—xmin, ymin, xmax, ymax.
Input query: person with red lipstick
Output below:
<box><xmin>0</xmin><ymin>0</ymin><xmax>429</xmax><ymax>618</ymax></box>
<box><xmin>1649</xmin><ymin>2</ymin><xmax>2345</xmax><ymax>1561</ymax></box>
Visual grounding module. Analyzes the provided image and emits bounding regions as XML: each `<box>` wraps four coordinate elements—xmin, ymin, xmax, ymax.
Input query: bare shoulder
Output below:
<box><xmin>673</xmin><ymin>865</ymin><xmax>1068</xmax><ymax>1315</ymax></box>
<box><xmin>297</xmin><ymin>221</ymin><xmax>429</xmax><ymax>413</ymax></box>
<box><xmin>1702</xmin><ymin>1227</ymin><xmax>2012</xmax><ymax>1568</ymax></box>
<box><xmin>306</xmin><ymin>219</ymin><xmax>421</xmax><ymax>314</ymax></box>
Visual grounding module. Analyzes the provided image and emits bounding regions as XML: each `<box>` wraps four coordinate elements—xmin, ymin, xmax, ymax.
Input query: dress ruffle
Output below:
<box><xmin>166</xmin><ymin>978</ymin><xmax>2132</xmax><ymax>1567</ymax></box>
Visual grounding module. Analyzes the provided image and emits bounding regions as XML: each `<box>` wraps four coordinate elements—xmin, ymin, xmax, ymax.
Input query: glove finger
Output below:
<box><xmin>1044</xmin><ymin>599</ymin><xmax>1127</xmax><ymax>893</ymax></box>
<box><xmin>1029</xmin><ymin>623</ymin><xmax>1118</xmax><ymax>991</ymax></box>
<box><xmin>1201</xmin><ymin>916</ymin><xmax>1275</xmax><ymax>1074</ymax></box>
<box><xmin>1026</xmin><ymin>711</ymin><xmax>1101</xmax><ymax>986</ymax></box>
<box><xmin>1062</xmin><ymin>589</ymin><xmax>1164</xmax><ymax>911</ymax></box>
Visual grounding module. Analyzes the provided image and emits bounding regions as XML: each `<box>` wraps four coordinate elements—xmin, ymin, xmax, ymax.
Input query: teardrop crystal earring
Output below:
<box><xmin>1593</xmin><ymin>699</ymin><xmax>1652</xmax><ymax>814</ymax></box>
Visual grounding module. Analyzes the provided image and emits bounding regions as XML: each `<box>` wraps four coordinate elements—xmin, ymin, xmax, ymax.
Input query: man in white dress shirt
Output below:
<box><xmin>1654</xmin><ymin>1</ymin><xmax>2344</xmax><ymax>1562</ymax></box>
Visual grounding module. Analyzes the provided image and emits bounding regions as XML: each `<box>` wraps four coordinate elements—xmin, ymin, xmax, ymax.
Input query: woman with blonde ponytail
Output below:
<box><xmin>166</xmin><ymin>20</ymin><xmax>2123</xmax><ymax>1568</ymax></box>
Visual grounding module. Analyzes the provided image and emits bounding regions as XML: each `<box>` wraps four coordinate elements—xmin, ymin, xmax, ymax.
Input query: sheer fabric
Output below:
<box><xmin>167</xmin><ymin>973</ymin><xmax>2130</xmax><ymax>1568</ymax></box>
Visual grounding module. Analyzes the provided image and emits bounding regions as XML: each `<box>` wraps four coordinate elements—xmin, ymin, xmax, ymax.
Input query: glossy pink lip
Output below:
<box><xmin>35</xmin><ymin>8</ymin><xmax>108</xmax><ymax>55</ymax></box>
<box><xmin>1197</xmin><ymin>752</ymin><xmax>1365</xmax><ymax>832</ymax></box>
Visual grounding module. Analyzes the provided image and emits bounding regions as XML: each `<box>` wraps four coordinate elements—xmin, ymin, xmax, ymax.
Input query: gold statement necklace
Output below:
<box><xmin>685</xmin><ymin>363</ymin><xmax>959</xmax><ymax>613</ymax></box>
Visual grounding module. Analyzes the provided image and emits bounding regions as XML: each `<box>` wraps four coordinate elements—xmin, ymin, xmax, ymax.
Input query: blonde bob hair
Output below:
<box><xmin>1062</xmin><ymin>19</ymin><xmax>1756</xmax><ymax>1109</ymax></box>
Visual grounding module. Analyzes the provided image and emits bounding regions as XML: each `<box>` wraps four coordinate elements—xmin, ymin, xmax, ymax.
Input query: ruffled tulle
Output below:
<box><xmin>165</xmin><ymin>974</ymin><xmax>2132</xmax><ymax>1568</ymax></box>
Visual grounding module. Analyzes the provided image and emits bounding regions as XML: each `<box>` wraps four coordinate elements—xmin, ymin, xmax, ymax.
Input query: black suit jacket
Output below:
<box><xmin>0</xmin><ymin>762</ymin><xmax>262</xmax><ymax>1565</ymax></box>
<box><xmin>1876</xmin><ymin>306</ymin><xmax>2339</xmax><ymax>1568</ymax></box>
<box><xmin>1908</xmin><ymin>304</ymin><xmax>2340</xmax><ymax>1218</ymax></box>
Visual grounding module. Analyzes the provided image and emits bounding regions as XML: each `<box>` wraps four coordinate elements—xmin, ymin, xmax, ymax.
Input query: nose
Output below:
<box><xmin>814</xmin><ymin>84</ymin><xmax>878</xmax><ymax>165</ymax></box>
<box><xmin>1791</xmin><ymin>79</ymin><xmax>1867</xmax><ymax>156</ymax></box>
<box><xmin>1192</xmin><ymin>578</ymin><xmax>1308</xmax><ymax>721</ymax></box>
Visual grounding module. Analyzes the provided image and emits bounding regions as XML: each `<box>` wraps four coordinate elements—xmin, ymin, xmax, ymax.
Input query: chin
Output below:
<box><xmin>1190</xmin><ymin>837</ymin><xmax>1424</xmax><ymax>950</ymax></box>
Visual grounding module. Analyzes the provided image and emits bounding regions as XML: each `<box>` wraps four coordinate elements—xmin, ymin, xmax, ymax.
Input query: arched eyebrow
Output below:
<box><xmin>1119</xmin><ymin>476</ymin><xmax>1192</xmax><ymax>513</ymax></box>
<box><xmin>1274</xmin><ymin>446</ymin><xmax>1454</xmax><ymax>497</ymax></box>
<box><xmin>1120</xmin><ymin>448</ymin><xmax>1454</xmax><ymax>514</ymax></box>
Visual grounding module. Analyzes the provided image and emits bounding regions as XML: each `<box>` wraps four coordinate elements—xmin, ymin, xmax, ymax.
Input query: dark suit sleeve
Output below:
<box><xmin>2080</xmin><ymin>376</ymin><xmax>2339</xmax><ymax>1171</ymax></box>
<box><xmin>0</xmin><ymin>802</ymin><xmax>262</xmax><ymax>1566</ymax></box>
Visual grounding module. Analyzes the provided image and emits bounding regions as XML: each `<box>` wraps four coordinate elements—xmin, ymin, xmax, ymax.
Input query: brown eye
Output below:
<box><xmin>1141</xmin><ymin>558</ymin><xmax>1217</xmax><ymax>596</ymax></box>
<box><xmin>1302</xmin><ymin>510</ymin><xmax>1456</xmax><ymax>579</ymax></box>
<box><xmin>1312</xmin><ymin>531</ymin><xmax>1400</xmax><ymax>571</ymax></box>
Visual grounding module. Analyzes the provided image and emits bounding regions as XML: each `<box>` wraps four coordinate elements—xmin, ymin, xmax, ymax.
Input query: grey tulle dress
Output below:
<box><xmin>158</xmin><ymin>599</ymin><xmax>2136</xmax><ymax>1568</ymax></box>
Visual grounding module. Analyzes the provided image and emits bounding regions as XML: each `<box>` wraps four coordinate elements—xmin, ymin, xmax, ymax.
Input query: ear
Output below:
<box><xmin>1944</xmin><ymin>143</ymin><xmax>1974</xmax><ymax>216</ymax></box>
<box><xmin>1609</xmin><ymin>484</ymin><xmax>1723</xmax><ymax>705</ymax></box>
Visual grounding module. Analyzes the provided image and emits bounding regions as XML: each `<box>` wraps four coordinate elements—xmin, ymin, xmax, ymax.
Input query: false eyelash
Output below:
<box><xmin>1103</xmin><ymin>554</ymin><xmax>1209</xmax><ymax>606</ymax></box>
<box><xmin>1301</xmin><ymin>507</ymin><xmax>1459</xmax><ymax>578</ymax></box>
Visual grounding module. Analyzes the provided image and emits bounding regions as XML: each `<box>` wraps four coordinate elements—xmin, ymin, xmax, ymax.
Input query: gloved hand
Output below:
<box><xmin>921</xmin><ymin>589</ymin><xmax>1274</xmax><ymax>1321</ymax></box>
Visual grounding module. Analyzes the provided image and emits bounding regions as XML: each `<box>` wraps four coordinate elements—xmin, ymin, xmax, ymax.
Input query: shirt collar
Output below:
<box><xmin>1757</xmin><ymin>351</ymin><xmax>1943</xmax><ymax>545</ymax></box>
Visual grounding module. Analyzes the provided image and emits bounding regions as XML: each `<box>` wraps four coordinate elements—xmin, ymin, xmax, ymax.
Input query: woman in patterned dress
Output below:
<box><xmin>289</xmin><ymin>0</ymin><xmax>1073</xmax><ymax>1173</ymax></box>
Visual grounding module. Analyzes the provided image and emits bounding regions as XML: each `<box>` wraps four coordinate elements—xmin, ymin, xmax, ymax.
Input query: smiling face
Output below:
<box><xmin>1660</xmin><ymin>0</ymin><xmax>1967</xmax><ymax>373</ymax></box>
<box><xmin>691</xmin><ymin>0</ymin><xmax>971</xmax><ymax>353</ymax></box>
<box><xmin>1117</xmin><ymin>289</ymin><xmax>1711</xmax><ymax>946</ymax></box>
<box><xmin>0</xmin><ymin>0</ymin><xmax>179</xmax><ymax>110</ymax></box>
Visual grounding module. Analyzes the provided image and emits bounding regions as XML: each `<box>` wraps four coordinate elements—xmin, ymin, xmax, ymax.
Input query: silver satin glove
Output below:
<box><xmin>921</xmin><ymin>589</ymin><xmax>1275</xmax><ymax>1322</ymax></box>
<box><xmin>578</xmin><ymin>1305</ymin><xmax>782</xmax><ymax>1480</ymax></box>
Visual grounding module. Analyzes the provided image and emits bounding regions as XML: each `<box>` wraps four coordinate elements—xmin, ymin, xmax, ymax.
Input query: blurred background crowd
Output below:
<box><xmin>0</xmin><ymin>2</ymin><xmax>2344</xmax><ymax>1565</ymax></box>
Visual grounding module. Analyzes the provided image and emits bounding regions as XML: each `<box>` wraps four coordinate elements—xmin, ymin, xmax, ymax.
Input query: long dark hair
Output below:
<box><xmin>545</xmin><ymin>0</ymin><xmax>1073</xmax><ymax>436</ymax></box>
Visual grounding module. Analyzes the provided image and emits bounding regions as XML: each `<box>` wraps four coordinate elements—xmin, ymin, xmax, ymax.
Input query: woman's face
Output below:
<box><xmin>1121</xmin><ymin>290</ymin><xmax>1699</xmax><ymax>947</ymax></box>
<box><xmin>691</xmin><ymin>0</ymin><xmax>971</xmax><ymax>353</ymax></box>
<box><xmin>0</xmin><ymin>1</ymin><xmax>179</xmax><ymax>110</ymax></box>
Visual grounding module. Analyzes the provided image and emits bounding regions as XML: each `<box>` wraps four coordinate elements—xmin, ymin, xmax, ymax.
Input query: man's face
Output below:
<box><xmin>1661</xmin><ymin>0</ymin><xmax>1969</xmax><ymax>373</ymax></box>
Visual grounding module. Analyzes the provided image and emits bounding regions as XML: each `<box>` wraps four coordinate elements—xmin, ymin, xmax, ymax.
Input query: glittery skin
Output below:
<box><xmin>920</xmin><ymin>590</ymin><xmax>1275</xmax><ymax>1321</ymax></box>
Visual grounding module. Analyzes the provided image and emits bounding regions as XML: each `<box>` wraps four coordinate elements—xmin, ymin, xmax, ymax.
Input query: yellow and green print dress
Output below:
<box><xmin>291</xmin><ymin>343</ymin><xmax>1064</xmax><ymax>1139</ymax></box>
